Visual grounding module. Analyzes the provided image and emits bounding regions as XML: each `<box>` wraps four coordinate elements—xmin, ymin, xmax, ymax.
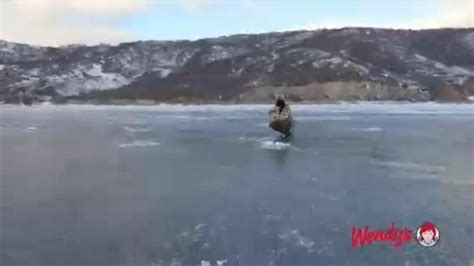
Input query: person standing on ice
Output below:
<box><xmin>268</xmin><ymin>96</ymin><xmax>293</xmax><ymax>138</ymax></box>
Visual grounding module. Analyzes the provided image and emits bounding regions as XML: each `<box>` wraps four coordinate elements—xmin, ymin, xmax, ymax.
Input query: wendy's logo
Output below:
<box><xmin>416</xmin><ymin>222</ymin><xmax>440</xmax><ymax>247</ymax></box>
<box><xmin>351</xmin><ymin>222</ymin><xmax>440</xmax><ymax>249</ymax></box>
<box><xmin>351</xmin><ymin>223</ymin><xmax>413</xmax><ymax>249</ymax></box>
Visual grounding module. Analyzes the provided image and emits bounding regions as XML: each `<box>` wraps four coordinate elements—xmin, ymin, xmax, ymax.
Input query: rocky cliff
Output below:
<box><xmin>1</xmin><ymin>28</ymin><xmax>473</xmax><ymax>104</ymax></box>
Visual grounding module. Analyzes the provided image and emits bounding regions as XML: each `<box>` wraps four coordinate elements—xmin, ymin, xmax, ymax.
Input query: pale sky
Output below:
<box><xmin>0</xmin><ymin>0</ymin><xmax>473</xmax><ymax>46</ymax></box>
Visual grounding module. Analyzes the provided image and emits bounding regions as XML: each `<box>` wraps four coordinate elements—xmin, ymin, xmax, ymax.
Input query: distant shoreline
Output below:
<box><xmin>1</xmin><ymin>100</ymin><xmax>473</xmax><ymax>107</ymax></box>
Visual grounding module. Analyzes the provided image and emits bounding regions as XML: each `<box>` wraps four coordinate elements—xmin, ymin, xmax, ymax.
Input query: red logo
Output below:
<box><xmin>351</xmin><ymin>222</ymin><xmax>440</xmax><ymax>249</ymax></box>
<box><xmin>416</xmin><ymin>222</ymin><xmax>440</xmax><ymax>247</ymax></box>
<box><xmin>352</xmin><ymin>223</ymin><xmax>413</xmax><ymax>249</ymax></box>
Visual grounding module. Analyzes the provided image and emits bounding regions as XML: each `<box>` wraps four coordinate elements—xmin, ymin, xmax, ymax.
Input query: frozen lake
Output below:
<box><xmin>1</xmin><ymin>103</ymin><xmax>473</xmax><ymax>266</ymax></box>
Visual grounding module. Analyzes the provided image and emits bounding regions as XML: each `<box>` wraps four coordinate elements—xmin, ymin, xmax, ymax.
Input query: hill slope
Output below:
<box><xmin>1</xmin><ymin>28</ymin><xmax>473</xmax><ymax>104</ymax></box>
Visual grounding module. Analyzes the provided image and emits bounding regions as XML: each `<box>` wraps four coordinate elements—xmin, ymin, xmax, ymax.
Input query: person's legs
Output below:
<box><xmin>269</xmin><ymin>120</ymin><xmax>293</xmax><ymax>137</ymax></box>
<box><xmin>280</xmin><ymin>120</ymin><xmax>292</xmax><ymax>138</ymax></box>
